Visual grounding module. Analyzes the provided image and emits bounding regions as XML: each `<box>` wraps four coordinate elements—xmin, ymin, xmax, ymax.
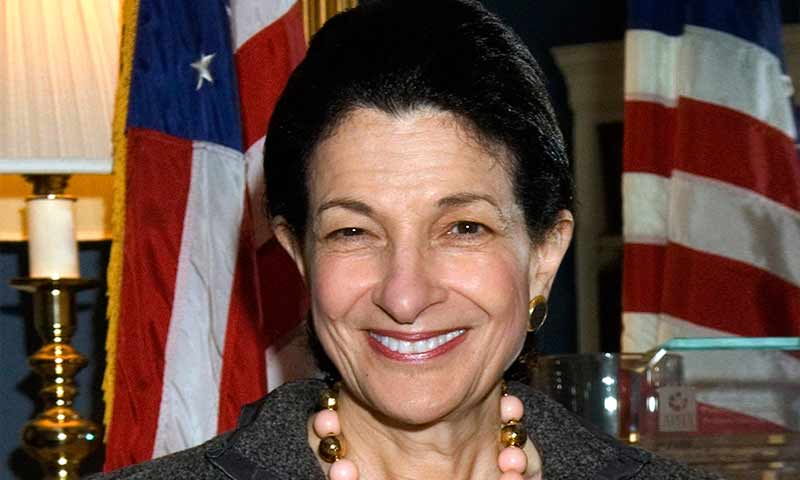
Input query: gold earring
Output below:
<box><xmin>527</xmin><ymin>295</ymin><xmax>547</xmax><ymax>333</ymax></box>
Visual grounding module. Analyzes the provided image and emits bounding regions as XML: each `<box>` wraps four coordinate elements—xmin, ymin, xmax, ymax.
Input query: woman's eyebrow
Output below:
<box><xmin>437</xmin><ymin>192</ymin><xmax>510</xmax><ymax>224</ymax></box>
<box><xmin>316</xmin><ymin>198</ymin><xmax>373</xmax><ymax>217</ymax></box>
<box><xmin>316</xmin><ymin>193</ymin><xmax>512</xmax><ymax>225</ymax></box>
<box><xmin>437</xmin><ymin>192</ymin><xmax>498</xmax><ymax>208</ymax></box>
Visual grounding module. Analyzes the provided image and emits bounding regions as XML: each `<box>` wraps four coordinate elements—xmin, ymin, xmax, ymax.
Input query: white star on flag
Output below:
<box><xmin>191</xmin><ymin>53</ymin><xmax>216</xmax><ymax>90</ymax></box>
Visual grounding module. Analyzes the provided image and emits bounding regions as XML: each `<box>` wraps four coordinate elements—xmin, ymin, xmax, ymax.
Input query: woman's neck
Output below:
<box><xmin>308</xmin><ymin>382</ymin><xmax>540</xmax><ymax>480</ymax></box>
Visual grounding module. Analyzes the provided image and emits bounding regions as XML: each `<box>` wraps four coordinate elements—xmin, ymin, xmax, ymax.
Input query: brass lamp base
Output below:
<box><xmin>11</xmin><ymin>277</ymin><xmax>101</xmax><ymax>479</ymax></box>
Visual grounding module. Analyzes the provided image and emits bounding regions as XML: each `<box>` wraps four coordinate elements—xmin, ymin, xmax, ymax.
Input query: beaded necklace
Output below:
<box><xmin>312</xmin><ymin>383</ymin><xmax>533</xmax><ymax>480</ymax></box>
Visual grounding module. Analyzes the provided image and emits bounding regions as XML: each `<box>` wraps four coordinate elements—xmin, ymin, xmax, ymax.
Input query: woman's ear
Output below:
<box><xmin>528</xmin><ymin>210</ymin><xmax>574</xmax><ymax>299</ymax></box>
<box><xmin>272</xmin><ymin>216</ymin><xmax>308</xmax><ymax>281</ymax></box>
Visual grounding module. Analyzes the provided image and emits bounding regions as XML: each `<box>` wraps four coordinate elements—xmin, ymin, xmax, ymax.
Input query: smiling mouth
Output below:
<box><xmin>367</xmin><ymin>329</ymin><xmax>467</xmax><ymax>359</ymax></box>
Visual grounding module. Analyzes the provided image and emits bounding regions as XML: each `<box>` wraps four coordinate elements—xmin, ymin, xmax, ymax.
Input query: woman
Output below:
<box><xmin>96</xmin><ymin>0</ymin><xmax>720</xmax><ymax>478</ymax></box>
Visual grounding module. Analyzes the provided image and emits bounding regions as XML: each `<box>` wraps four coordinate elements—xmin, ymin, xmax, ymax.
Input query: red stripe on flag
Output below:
<box><xmin>104</xmin><ymin>129</ymin><xmax>194</xmax><ymax>468</ymax></box>
<box><xmin>662</xmin><ymin>243</ymin><xmax>800</xmax><ymax>336</ymax></box>
<box><xmin>625</xmin><ymin>242</ymin><xmax>800</xmax><ymax>336</ymax></box>
<box><xmin>236</xmin><ymin>2</ymin><xmax>306</xmax><ymax>150</ymax></box>
<box><xmin>257</xmin><ymin>238</ymin><xmax>308</xmax><ymax>349</ymax></box>
<box><xmin>217</xmin><ymin>194</ymin><xmax>267</xmax><ymax>433</ymax></box>
<box><xmin>625</xmin><ymin>98</ymin><xmax>800</xmax><ymax>212</ymax></box>
<box><xmin>624</xmin><ymin>100</ymin><xmax>675</xmax><ymax>177</ymax></box>
<box><xmin>623</xmin><ymin>243</ymin><xmax>665</xmax><ymax>313</ymax></box>
<box><xmin>697</xmin><ymin>402</ymin><xmax>788</xmax><ymax>435</ymax></box>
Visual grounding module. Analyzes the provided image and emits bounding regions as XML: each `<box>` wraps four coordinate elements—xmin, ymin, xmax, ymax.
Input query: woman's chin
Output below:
<box><xmin>353</xmin><ymin>379</ymin><xmax>481</xmax><ymax>428</ymax></box>
<box><xmin>373</xmin><ymin>396</ymin><xmax>462</xmax><ymax>428</ymax></box>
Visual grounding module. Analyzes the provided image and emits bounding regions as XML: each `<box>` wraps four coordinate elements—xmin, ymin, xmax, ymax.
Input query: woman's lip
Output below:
<box><xmin>367</xmin><ymin>329</ymin><xmax>468</xmax><ymax>362</ymax></box>
<box><xmin>367</xmin><ymin>329</ymin><xmax>463</xmax><ymax>341</ymax></box>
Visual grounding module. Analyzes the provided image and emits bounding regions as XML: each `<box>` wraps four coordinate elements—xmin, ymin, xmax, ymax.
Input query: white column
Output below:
<box><xmin>553</xmin><ymin>41</ymin><xmax>625</xmax><ymax>353</ymax></box>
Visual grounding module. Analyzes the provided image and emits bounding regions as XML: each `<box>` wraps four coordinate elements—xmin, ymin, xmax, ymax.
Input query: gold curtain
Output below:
<box><xmin>302</xmin><ymin>0</ymin><xmax>358</xmax><ymax>42</ymax></box>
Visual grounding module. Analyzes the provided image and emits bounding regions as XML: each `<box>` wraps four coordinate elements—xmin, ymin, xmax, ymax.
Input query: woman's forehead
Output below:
<box><xmin>306</xmin><ymin>108</ymin><xmax>515</xmax><ymax>210</ymax></box>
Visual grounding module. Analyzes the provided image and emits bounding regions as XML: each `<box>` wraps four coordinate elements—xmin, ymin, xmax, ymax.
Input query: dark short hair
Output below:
<box><xmin>264</xmin><ymin>0</ymin><xmax>573</xmax><ymax>243</ymax></box>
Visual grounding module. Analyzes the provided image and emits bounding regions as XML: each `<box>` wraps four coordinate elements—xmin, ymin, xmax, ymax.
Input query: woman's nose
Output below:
<box><xmin>372</xmin><ymin>244</ymin><xmax>447</xmax><ymax>324</ymax></box>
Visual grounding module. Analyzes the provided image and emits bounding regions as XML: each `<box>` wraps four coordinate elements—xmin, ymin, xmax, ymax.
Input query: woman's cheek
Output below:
<box><xmin>438</xmin><ymin>247</ymin><xmax>529</xmax><ymax>315</ymax></box>
<box><xmin>311</xmin><ymin>252</ymin><xmax>379</xmax><ymax>323</ymax></box>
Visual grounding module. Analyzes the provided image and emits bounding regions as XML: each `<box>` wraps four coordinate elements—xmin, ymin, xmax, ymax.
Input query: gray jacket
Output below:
<box><xmin>91</xmin><ymin>379</ymin><xmax>723</xmax><ymax>479</ymax></box>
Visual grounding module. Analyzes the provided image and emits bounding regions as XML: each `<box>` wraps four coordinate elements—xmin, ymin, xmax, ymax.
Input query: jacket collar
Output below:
<box><xmin>205</xmin><ymin>400</ymin><xmax>274</xmax><ymax>480</ymax></box>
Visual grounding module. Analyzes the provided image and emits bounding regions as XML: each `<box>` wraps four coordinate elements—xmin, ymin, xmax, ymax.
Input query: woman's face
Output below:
<box><xmin>277</xmin><ymin>108</ymin><xmax>571</xmax><ymax>426</ymax></box>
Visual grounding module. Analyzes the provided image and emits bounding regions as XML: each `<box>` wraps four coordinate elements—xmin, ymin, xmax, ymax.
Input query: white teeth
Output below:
<box><xmin>398</xmin><ymin>341</ymin><xmax>413</xmax><ymax>354</ymax></box>
<box><xmin>370</xmin><ymin>329</ymin><xmax>465</xmax><ymax>354</ymax></box>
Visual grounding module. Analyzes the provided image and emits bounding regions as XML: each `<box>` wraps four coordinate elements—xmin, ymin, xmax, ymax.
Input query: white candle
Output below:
<box><xmin>26</xmin><ymin>196</ymin><xmax>79</xmax><ymax>278</ymax></box>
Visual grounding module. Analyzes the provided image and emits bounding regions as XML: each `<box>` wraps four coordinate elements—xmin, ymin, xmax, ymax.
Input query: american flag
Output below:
<box><xmin>102</xmin><ymin>0</ymin><xmax>309</xmax><ymax>470</ymax></box>
<box><xmin>623</xmin><ymin>0</ymin><xmax>800</xmax><ymax>428</ymax></box>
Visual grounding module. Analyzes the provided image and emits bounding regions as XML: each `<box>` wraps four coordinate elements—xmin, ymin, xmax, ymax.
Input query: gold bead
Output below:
<box><xmin>319</xmin><ymin>389</ymin><xmax>338</xmax><ymax>411</ymax></box>
<box><xmin>500</xmin><ymin>421</ymin><xmax>528</xmax><ymax>448</ymax></box>
<box><xmin>318</xmin><ymin>435</ymin><xmax>346</xmax><ymax>463</ymax></box>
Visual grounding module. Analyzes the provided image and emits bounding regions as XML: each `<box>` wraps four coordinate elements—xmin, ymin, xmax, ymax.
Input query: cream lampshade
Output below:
<box><xmin>0</xmin><ymin>0</ymin><xmax>120</xmax><ymax>278</ymax></box>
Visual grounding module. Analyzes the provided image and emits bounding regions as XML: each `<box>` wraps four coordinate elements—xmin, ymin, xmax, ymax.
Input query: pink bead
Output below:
<box><xmin>500</xmin><ymin>394</ymin><xmax>524</xmax><ymax>423</ymax></box>
<box><xmin>498</xmin><ymin>472</ymin><xmax>525</xmax><ymax>480</ymax></box>
<box><xmin>497</xmin><ymin>446</ymin><xmax>527</xmax><ymax>473</ymax></box>
<box><xmin>314</xmin><ymin>409</ymin><xmax>341</xmax><ymax>437</ymax></box>
<box><xmin>329</xmin><ymin>459</ymin><xmax>359</xmax><ymax>480</ymax></box>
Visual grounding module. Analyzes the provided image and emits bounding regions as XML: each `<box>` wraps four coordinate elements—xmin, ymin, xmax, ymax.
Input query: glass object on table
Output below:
<box><xmin>631</xmin><ymin>337</ymin><xmax>800</xmax><ymax>480</ymax></box>
<box><xmin>532</xmin><ymin>338</ymin><xmax>800</xmax><ymax>479</ymax></box>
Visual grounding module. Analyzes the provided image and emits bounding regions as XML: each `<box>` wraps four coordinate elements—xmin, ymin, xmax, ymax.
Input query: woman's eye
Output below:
<box><xmin>448</xmin><ymin>221</ymin><xmax>485</xmax><ymax>236</ymax></box>
<box><xmin>329</xmin><ymin>227</ymin><xmax>365</xmax><ymax>239</ymax></box>
<box><xmin>320</xmin><ymin>226</ymin><xmax>377</xmax><ymax>251</ymax></box>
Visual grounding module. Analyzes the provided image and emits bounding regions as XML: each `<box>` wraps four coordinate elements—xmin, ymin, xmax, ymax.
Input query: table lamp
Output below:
<box><xmin>0</xmin><ymin>1</ymin><xmax>120</xmax><ymax>478</ymax></box>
